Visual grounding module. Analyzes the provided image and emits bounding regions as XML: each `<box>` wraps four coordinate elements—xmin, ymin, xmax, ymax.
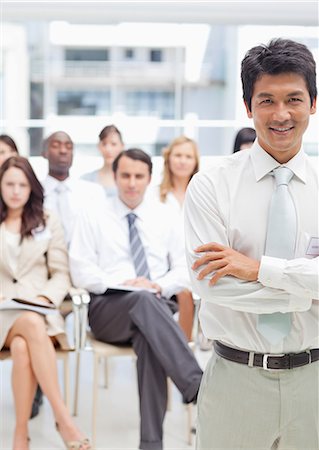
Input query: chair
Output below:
<box><xmin>76</xmin><ymin>291</ymin><xmax>195</xmax><ymax>448</ymax></box>
<box><xmin>192</xmin><ymin>293</ymin><xmax>213</xmax><ymax>351</ymax></box>
<box><xmin>0</xmin><ymin>289</ymin><xmax>83</xmax><ymax>412</ymax></box>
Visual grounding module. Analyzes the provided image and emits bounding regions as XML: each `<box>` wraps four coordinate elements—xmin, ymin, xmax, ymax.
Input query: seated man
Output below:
<box><xmin>42</xmin><ymin>130</ymin><xmax>105</xmax><ymax>247</ymax></box>
<box><xmin>30</xmin><ymin>131</ymin><xmax>105</xmax><ymax>419</ymax></box>
<box><xmin>69</xmin><ymin>148</ymin><xmax>203</xmax><ymax>450</ymax></box>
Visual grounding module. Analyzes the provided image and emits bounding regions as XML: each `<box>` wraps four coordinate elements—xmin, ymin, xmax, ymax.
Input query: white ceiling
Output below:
<box><xmin>1</xmin><ymin>1</ymin><xmax>319</xmax><ymax>26</ymax></box>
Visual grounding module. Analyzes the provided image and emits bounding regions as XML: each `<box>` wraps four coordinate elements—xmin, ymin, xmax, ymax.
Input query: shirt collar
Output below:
<box><xmin>44</xmin><ymin>175</ymin><xmax>73</xmax><ymax>194</ymax></box>
<box><xmin>113</xmin><ymin>195</ymin><xmax>149</xmax><ymax>221</ymax></box>
<box><xmin>249</xmin><ymin>141</ymin><xmax>307</xmax><ymax>183</ymax></box>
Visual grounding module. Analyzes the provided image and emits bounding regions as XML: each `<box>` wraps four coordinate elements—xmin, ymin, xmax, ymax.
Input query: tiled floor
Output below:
<box><xmin>0</xmin><ymin>317</ymin><xmax>211</xmax><ymax>450</ymax></box>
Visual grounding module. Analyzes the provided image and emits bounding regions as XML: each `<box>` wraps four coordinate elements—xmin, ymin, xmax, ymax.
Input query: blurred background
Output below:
<box><xmin>1</xmin><ymin>1</ymin><xmax>318</xmax><ymax>159</ymax></box>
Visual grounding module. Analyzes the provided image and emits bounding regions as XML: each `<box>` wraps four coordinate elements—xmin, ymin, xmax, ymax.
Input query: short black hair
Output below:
<box><xmin>241</xmin><ymin>38</ymin><xmax>317</xmax><ymax>111</ymax></box>
<box><xmin>43</xmin><ymin>131</ymin><xmax>73</xmax><ymax>151</ymax></box>
<box><xmin>112</xmin><ymin>148</ymin><xmax>153</xmax><ymax>175</ymax></box>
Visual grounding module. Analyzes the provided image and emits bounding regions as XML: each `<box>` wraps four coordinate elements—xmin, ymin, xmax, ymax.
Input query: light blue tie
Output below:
<box><xmin>257</xmin><ymin>167</ymin><xmax>296</xmax><ymax>344</ymax></box>
<box><xmin>127</xmin><ymin>213</ymin><xmax>151</xmax><ymax>279</ymax></box>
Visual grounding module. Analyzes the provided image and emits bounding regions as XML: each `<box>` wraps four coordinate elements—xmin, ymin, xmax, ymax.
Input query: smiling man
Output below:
<box><xmin>185</xmin><ymin>39</ymin><xmax>318</xmax><ymax>449</ymax></box>
<box><xmin>69</xmin><ymin>148</ymin><xmax>202</xmax><ymax>450</ymax></box>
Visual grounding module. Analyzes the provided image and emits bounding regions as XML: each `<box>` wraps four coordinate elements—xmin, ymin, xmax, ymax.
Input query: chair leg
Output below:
<box><xmin>186</xmin><ymin>403</ymin><xmax>193</xmax><ymax>445</ymax></box>
<box><xmin>73</xmin><ymin>351</ymin><xmax>81</xmax><ymax>416</ymax></box>
<box><xmin>92</xmin><ymin>352</ymin><xmax>99</xmax><ymax>449</ymax></box>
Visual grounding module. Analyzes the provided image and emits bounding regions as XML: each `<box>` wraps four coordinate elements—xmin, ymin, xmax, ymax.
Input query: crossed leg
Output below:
<box><xmin>5</xmin><ymin>311</ymin><xmax>90</xmax><ymax>450</ymax></box>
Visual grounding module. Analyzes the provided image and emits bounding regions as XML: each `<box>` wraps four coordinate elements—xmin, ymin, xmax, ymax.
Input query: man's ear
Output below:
<box><xmin>244</xmin><ymin>100</ymin><xmax>253</xmax><ymax>119</ymax></box>
<box><xmin>42</xmin><ymin>149</ymin><xmax>48</xmax><ymax>160</ymax></box>
<box><xmin>310</xmin><ymin>96</ymin><xmax>317</xmax><ymax>115</ymax></box>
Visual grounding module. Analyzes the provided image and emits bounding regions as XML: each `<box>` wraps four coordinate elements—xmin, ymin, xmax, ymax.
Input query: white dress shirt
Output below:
<box><xmin>69</xmin><ymin>196</ymin><xmax>190</xmax><ymax>299</ymax></box>
<box><xmin>42</xmin><ymin>175</ymin><xmax>105</xmax><ymax>246</ymax></box>
<box><xmin>184</xmin><ymin>142</ymin><xmax>318</xmax><ymax>353</ymax></box>
<box><xmin>148</xmin><ymin>185</ymin><xmax>183</xmax><ymax>215</ymax></box>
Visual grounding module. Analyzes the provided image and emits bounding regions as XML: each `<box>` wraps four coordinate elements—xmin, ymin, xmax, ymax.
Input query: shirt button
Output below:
<box><xmin>12</xmin><ymin>278</ymin><xmax>18</xmax><ymax>283</ymax></box>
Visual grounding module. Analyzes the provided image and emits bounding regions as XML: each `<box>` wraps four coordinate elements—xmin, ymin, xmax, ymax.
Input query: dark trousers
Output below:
<box><xmin>88</xmin><ymin>290</ymin><xmax>203</xmax><ymax>450</ymax></box>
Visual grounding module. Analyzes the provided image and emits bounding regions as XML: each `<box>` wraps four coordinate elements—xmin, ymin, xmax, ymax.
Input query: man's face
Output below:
<box><xmin>245</xmin><ymin>73</ymin><xmax>316</xmax><ymax>163</ymax></box>
<box><xmin>114</xmin><ymin>156</ymin><xmax>151</xmax><ymax>209</ymax></box>
<box><xmin>44</xmin><ymin>132</ymin><xmax>73</xmax><ymax>178</ymax></box>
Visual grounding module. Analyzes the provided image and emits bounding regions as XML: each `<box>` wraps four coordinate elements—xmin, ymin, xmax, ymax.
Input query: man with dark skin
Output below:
<box><xmin>30</xmin><ymin>131</ymin><xmax>105</xmax><ymax>419</ymax></box>
<box><xmin>43</xmin><ymin>131</ymin><xmax>74</xmax><ymax>180</ymax></box>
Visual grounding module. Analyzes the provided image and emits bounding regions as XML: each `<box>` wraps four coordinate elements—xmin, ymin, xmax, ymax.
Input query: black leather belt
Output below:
<box><xmin>214</xmin><ymin>341</ymin><xmax>319</xmax><ymax>370</ymax></box>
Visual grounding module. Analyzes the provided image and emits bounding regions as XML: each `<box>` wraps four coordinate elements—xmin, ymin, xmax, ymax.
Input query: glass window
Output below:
<box><xmin>57</xmin><ymin>90</ymin><xmax>111</xmax><ymax>115</ymax></box>
<box><xmin>149</xmin><ymin>49</ymin><xmax>163</xmax><ymax>62</ymax></box>
<box><xmin>124</xmin><ymin>48</ymin><xmax>135</xmax><ymax>60</ymax></box>
<box><xmin>65</xmin><ymin>48</ymin><xmax>109</xmax><ymax>61</ymax></box>
<box><xmin>30</xmin><ymin>82</ymin><xmax>44</xmax><ymax>119</ymax></box>
<box><xmin>125</xmin><ymin>91</ymin><xmax>174</xmax><ymax>119</ymax></box>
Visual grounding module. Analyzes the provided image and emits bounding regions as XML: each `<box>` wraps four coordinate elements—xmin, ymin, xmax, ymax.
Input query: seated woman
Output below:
<box><xmin>0</xmin><ymin>134</ymin><xmax>19</xmax><ymax>167</ymax></box>
<box><xmin>0</xmin><ymin>156</ymin><xmax>90</xmax><ymax>450</ymax></box>
<box><xmin>81</xmin><ymin>124</ymin><xmax>124</xmax><ymax>197</ymax></box>
<box><xmin>232</xmin><ymin>127</ymin><xmax>256</xmax><ymax>153</ymax></box>
<box><xmin>158</xmin><ymin>136</ymin><xmax>200</xmax><ymax>341</ymax></box>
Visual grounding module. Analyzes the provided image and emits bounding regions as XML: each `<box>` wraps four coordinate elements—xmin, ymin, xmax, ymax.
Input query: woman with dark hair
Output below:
<box><xmin>232</xmin><ymin>127</ymin><xmax>256</xmax><ymax>153</ymax></box>
<box><xmin>0</xmin><ymin>134</ymin><xmax>19</xmax><ymax>167</ymax></box>
<box><xmin>82</xmin><ymin>124</ymin><xmax>124</xmax><ymax>196</ymax></box>
<box><xmin>0</xmin><ymin>156</ymin><xmax>90</xmax><ymax>450</ymax></box>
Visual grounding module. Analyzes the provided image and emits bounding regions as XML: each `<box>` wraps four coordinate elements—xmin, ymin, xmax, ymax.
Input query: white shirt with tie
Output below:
<box><xmin>42</xmin><ymin>175</ymin><xmax>106</xmax><ymax>246</ymax></box>
<box><xmin>69</xmin><ymin>196</ymin><xmax>190</xmax><ymax>299</ymax></box>
<box><xmin>184</xmin><ymin>142</ymin><xmax>318</xmax><ymax>354</ymax></box>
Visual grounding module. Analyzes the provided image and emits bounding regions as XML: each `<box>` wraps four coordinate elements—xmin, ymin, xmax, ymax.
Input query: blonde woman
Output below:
<box><xmin>158</xmin><ymin>136</ymin><xmax>200</xmax><ymax>341</ymax></box>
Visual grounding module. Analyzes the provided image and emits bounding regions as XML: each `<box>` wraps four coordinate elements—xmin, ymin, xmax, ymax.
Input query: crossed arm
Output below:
<box><xmin>184</xmin><ymin>174</ymin><xmax>316</xmax><ymax>314</ymax></box>
<box><xmin>192</xmin><ymin>242</ymin><xmax>260</xmax><ymax>285</ymax></box>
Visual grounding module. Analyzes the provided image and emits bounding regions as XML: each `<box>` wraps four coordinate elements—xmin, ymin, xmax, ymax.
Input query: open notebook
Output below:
<box><xmin>106</xmin><ymin>284</ymin><xmax>157</xmax><ymax>294</ymax></box>
<box><xmin>0</xmin><ymin>298</ymin><xmax>57</xmax><ymax>315</ymax></box>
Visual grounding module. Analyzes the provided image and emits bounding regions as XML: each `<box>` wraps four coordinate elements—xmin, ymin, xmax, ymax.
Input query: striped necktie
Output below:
<box><xmin>257</xmin><ymin>166</ymin><xmax>296</xmax><ymax>345</ymax></box>
<box><xmin>127</xmin><ymin>213</ymin><xmax>150</xmax><ymax>279</ymax></box>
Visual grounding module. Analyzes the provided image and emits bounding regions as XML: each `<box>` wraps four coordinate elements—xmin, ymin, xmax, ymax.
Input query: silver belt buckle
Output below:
<box><xmin>262</xmin><ymin>353</ymin><xmax>285</xmax><ymax>370</ymax></box>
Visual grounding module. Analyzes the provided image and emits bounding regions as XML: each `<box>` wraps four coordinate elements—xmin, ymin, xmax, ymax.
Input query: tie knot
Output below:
<box><xmin>127</xmin><ymin>213</ymin><xmax>137</xmax><ymax>226</ymax></box>
<box><xmin>272</xmin><ymin>167</ymin><xmax>294</xmax><ymax>187</ymax></box>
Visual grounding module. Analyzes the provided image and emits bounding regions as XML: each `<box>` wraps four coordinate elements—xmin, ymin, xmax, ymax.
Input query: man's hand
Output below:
<box><xmin>123</xmin><ymin>277</ymin><xmax>162</xmax><ymax>294</ymax></box>
<box><xmin>192</xmin><ymin>242</ymin><xmax>260</xmax><ymax>286</ymax></box>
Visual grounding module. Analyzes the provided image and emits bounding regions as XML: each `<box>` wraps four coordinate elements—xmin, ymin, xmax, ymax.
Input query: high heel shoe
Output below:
<box><xmin>55</xmin><ymin>423</ymin><xmax>91</xmax><ymax>450</ymax></box>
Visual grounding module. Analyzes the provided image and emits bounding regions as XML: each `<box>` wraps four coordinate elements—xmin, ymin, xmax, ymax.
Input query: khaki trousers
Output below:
<box><xmin>196</xmin><ymin>351</ymin><xmax>319</xmax><ymax>450</ymax></box>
